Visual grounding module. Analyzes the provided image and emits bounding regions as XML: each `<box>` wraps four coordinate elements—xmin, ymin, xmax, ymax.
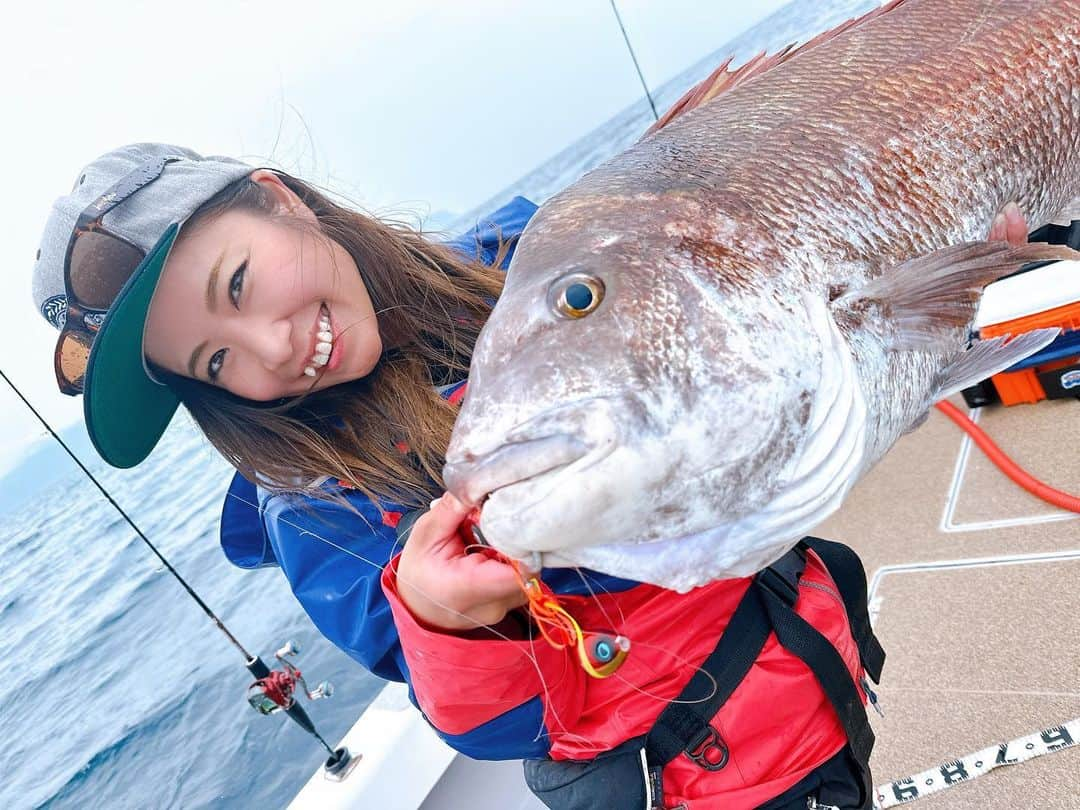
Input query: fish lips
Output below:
<box><xmin>443</xmin><ymin>433</ymin><xmax>594</xmax><ymax>508</ymax></box>
<box><xmin>444</xmin><ymin>398</ymin><xmax>623</xmax><ymax>549</ymax></box>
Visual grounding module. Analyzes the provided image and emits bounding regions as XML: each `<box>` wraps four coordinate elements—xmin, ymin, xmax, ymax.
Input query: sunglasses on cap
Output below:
<box><xmin>54</xmin><ymin>156</ymin><xmax>177</xmax><ymax>395</ymax></box>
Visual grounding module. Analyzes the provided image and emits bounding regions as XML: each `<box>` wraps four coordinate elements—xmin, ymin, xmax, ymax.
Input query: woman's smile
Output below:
<box><xmin>303</xmin><ymin>304</ymin><xmax>334</xmax><ymax>377</ymax></box>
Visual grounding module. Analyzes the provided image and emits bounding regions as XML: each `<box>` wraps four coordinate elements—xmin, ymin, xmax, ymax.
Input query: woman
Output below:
<box><xmin>36</xmin><ymin>142</ymin><xmax>535</xmax><ymax>690</ymax></box>
<box><xmin>37</xmin><ymin>142</ymin><xmax>1024</xmax><ymax>808</ymax></box>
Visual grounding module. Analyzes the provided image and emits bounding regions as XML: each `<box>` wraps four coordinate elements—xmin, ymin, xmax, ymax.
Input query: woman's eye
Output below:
<box><xmin>208</xmin><ymin>348</ymin><xmax>228</xmax><ymax>381</ymax></box>
<box><xmin>228</xmin><ymin>261</ymin><xmax>247</xmax><ymax>309</ymax></box>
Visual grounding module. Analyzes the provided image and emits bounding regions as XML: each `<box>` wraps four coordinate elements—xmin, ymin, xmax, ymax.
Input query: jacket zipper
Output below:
<box><xmin>799</xmin><ymin>579</ymin><xmax>885</xmax><ymax>718</ymax></box>
<box><xmin>799</xmin><ymin>579</ymin><xmax>843</xmax><ymax>605</ymax></box>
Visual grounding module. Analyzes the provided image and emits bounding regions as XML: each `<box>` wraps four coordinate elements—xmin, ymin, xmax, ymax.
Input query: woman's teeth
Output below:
<box><xmin>304</xmin><ymin>308</ymin><xmax>334</xmax><ymax>377</ymax></box>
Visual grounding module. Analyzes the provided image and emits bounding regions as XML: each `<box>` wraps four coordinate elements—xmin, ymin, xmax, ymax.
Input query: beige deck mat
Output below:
<box><xmin>816</xmin><ymin>395</ymin><xmax>1080</xmax><ymax>808</ymax></box>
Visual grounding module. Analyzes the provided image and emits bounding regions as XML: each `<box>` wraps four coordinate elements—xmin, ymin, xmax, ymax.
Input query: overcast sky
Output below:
<box><xmin>1</xmin><ymin>0</ymin><xmax>795</xmax><ymax>473</ymax></box>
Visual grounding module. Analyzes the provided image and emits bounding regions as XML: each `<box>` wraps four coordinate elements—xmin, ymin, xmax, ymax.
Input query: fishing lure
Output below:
<box><xmin>519</xmin><ymin>572</ymin><xmax>631</xmax><ymax>679</ymax></box>
<box><xmin>458</xmin><ymin>508</ymin><xmax>630</xmax><ymax>679</ymax></box>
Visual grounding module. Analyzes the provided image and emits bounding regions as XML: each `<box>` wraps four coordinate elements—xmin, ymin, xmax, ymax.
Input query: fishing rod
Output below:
<box><xmin>0</xmin><ymin>368</ymin><xmax>356</xmax><ymax>778</ymax></box>
<box><xmin>609</xmin><ymin>0</ymin><xmax>659</xmax><ymax>122</ymax></box>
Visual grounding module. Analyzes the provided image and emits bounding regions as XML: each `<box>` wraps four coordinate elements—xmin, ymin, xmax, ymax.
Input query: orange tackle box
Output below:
<box><xmin>962</xmin><ymin>244</ymin><xmax>1080</xmax><ymax>408</ymax></box>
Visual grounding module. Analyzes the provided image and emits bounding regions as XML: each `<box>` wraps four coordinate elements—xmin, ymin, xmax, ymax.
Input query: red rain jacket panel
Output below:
<box><xmin>383</xmin><ymin>547</ymin><xmax>862</xmax><ymax>808</ymax></box>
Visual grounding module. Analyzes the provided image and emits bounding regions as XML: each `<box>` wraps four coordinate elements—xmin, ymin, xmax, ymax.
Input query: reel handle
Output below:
<box><xmin>275</xmin><ymin>640</ymin><xmax>300</xmax><ymax>659</ymax></box>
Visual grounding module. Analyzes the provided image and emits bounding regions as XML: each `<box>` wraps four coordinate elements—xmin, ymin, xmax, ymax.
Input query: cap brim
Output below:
<box><xmin>84</xmin><ymin>224</ymin><xmax>181</xmax><ymax>468</ymax></box>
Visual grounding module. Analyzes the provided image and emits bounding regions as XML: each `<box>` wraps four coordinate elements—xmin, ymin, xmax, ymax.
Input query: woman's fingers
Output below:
<box><xmin>407</xmin><ymin>492</ymin><xmax>470</xmax><ymax>555</ymax></box>
<box><xmin>427</xmin><ymin>492</ymin><xmax>471</xmax><ymax>531</ymax></box>
<box><xmin>464</xmin><ymin>553</ymin><xmax>529</xmax><ymax>604</ymax></box>
<box><xmin>989</xmin><ymin>201</ymin><xmax>1029</xmax><ymax>246</ymax></box>
<box><xmin>395</xmin><ymin>492</ymin><xmax>527</xmax><ymax>628</ymax></box>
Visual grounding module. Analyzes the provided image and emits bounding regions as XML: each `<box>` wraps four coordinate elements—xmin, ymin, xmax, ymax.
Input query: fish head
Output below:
<box><xmin>445</xmin><ymin>194</ymin><xmax>830</xmax><ymax>588</ymax></box>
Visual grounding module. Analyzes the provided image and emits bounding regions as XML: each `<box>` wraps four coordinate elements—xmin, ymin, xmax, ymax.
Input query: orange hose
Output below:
<box><xmin>935</xmin><ymin>400</ymin><xmax>1080</xmax><ymax>513</ymax></box>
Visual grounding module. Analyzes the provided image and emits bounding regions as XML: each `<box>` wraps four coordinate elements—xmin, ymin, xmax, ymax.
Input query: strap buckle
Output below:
<box><xmin>756</xmin><ymin>545</ymin><xmax>806</xmax><ymax>606</ymax></box>
<box><xmin>684</xmin><ymin>725</ymin><xmax>729</xmax><ymax>771</ymax></box>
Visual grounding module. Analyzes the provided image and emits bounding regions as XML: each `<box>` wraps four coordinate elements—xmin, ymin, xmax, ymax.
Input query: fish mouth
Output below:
<box><xmin>444</xmin><ymin>434</ymin><xmax>593</xmax><ymax>507</ymax></box>
<box><xmin>444</xmin><ymin>397</ymin><xmax>621</xmax><ymax>509</ymax></box>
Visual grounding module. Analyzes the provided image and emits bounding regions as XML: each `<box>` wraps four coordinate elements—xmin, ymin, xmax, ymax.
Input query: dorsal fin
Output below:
<box><xmin>642</xmin><ymin>0</ymin><xmax>909</xmax><ymax>138</ymax></box>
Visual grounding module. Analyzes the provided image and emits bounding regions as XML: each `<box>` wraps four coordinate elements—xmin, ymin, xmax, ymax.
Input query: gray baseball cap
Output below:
<box><xmin>33</xmin><ymin>143</ymin><xmax>254</xmax><ymax>467</ymax></box>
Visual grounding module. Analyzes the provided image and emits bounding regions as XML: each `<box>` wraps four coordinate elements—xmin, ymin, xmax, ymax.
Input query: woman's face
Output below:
<box><xmin>144</xmin><ymin>171</ymin><xmax>383</xmax><ymax>401</ymax></box>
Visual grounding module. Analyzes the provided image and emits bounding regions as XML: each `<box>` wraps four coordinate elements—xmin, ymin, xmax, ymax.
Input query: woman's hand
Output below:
<box><xmin>395</xmin><ymin>493</ymin><xmax>528</xmax><ymax>631</ymax></box>
<box><xmin>989</xmin><ymin>201</ymin><xmax>1028</xmax><ymax>246</ymax></box>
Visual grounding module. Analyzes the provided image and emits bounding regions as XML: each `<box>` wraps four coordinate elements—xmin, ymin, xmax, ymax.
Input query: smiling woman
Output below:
<box><xmin>31</xmin><ymin>143</ymin><xmax>508</xmax><ymax>507</ymax></box>
<box><xmin>144</xmin><ymin>171</ymin><xmax>382</xmax><ymax>402</ymax></box>
<box><xmin>153</xmin><ymin>168</ymin><xmax>509</xmax><ymax>505</ymax></box>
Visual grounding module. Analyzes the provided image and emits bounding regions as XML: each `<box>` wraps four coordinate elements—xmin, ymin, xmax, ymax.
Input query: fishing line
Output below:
<box><xmin>232</xmin><ymin>489</ymin><xmax>581</xmax><ymax>746</ymax></box>
<box><xmin>570</xmin><ymin>568</ymin><xmax>722</xmax><ymax>707</ymax></box>
<box><xmin>227</xmin><ymin>488</ymin><xmax>727</xmax><ymax>750</ymax></box>
<box><xmin>609</xmin><ymin>0</ymin><xmax>659</xmax><ymax>122</ymax></box>
<box><xmin>610</xmin><ymin>641</ymin><xmax>721</xmax><ymax>708</ymax></box>
<box><xmin>572</xmin><ymin>566</ymin><xmax>629</xmax><ymax>630</ymax></box>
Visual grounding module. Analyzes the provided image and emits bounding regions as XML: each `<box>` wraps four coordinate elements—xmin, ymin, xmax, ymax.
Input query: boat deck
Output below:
<box><xmin>817</xmin><ymin>395</ymin><xmax>1080</xmax><ymax>808</ymax></box>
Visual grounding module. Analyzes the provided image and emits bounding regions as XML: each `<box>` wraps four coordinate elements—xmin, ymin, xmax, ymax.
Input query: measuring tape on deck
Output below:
<box><xmin>874</xmin><ymin>717</ymin><xmax>1079</xmax><ymax>807</ymax></box>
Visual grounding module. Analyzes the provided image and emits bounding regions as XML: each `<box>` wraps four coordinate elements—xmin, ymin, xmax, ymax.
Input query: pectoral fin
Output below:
<box><xmin>935</xmin><ymin>329</ymin><xmax>1061</xmax><ymax>401</ymax></box>
<box><xmin>832</xmin><ymin>240</ymin><xmax>1077</xmax><ymax>350</ymax></box>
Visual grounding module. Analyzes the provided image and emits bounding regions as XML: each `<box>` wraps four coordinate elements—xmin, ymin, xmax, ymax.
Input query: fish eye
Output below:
<box><xmin>552</xmin><ymin>274</ymin><xmax>604</xmax><ymax>319</ymax></box>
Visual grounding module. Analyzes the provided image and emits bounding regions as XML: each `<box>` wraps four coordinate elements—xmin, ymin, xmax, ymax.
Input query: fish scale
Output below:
<box><xmin>630</xmin><ymin>3</ymin><xmax>1080</xmax><ymax>258</ymax></box>
<box><xmin>445</xmin><ymin>0</ymin><xmax>1080</xmax><ymax>590</ymax></box>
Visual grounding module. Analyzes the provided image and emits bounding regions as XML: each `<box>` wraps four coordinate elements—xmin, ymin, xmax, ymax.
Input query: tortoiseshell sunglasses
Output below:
<box><xmin>54</xmin><ymin>156</ymin><xmax>175</xmax><ymax>395</ymax></box>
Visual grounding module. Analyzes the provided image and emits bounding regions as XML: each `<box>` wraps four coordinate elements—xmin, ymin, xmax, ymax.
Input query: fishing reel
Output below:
<box><xmin>246</xmin><ymin>640</ymin><xmax>334</xmax><ymax>715</ymax></box>
<box><xmin>244</xmin><ymin>643</ymin><xmax>359</xmax><ymax>781</ymax></box>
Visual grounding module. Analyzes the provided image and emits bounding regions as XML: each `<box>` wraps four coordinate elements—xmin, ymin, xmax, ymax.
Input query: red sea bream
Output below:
<box><xmin>444</xmin><ymin>0</ymin><xmax>1080</xmax><ymax>591</ymax></box>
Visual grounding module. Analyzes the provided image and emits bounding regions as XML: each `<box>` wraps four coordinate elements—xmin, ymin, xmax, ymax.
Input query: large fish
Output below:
<box><xmin>444</xmin><ymin>0</ymin><xmax>1080</xmax><ymax>591</ymax></box>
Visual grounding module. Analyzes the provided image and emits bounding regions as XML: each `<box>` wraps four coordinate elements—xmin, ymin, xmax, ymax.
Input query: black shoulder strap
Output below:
<box><xmin>758</xmin><ymin>586</ymin><xmax>874</xmax><ymax>805</ymax></box>
<box><xmin>644</xmin><ymin>546</ymin><xmax>808</xmax><ymax>771</ymax></box>
<box><xmin>801</xmin><ymin>537</ymin><xmax>885</xmax><ymax>683</ymax></box>
<box><xmin>643</xmin><ymin>540</ymin><xmax>880</xmax><ymax>809</ymax></box>
<box><xmin>644</xmin><ymin>566</ymin><xmax>788</xmax><ymax>770</ymax></box>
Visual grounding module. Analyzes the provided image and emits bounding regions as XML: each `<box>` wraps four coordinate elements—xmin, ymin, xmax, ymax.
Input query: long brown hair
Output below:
<box><xmin>161</xmin><ymin>173</ymin><xmax>510</xmax><ymax>509</ymax></box>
